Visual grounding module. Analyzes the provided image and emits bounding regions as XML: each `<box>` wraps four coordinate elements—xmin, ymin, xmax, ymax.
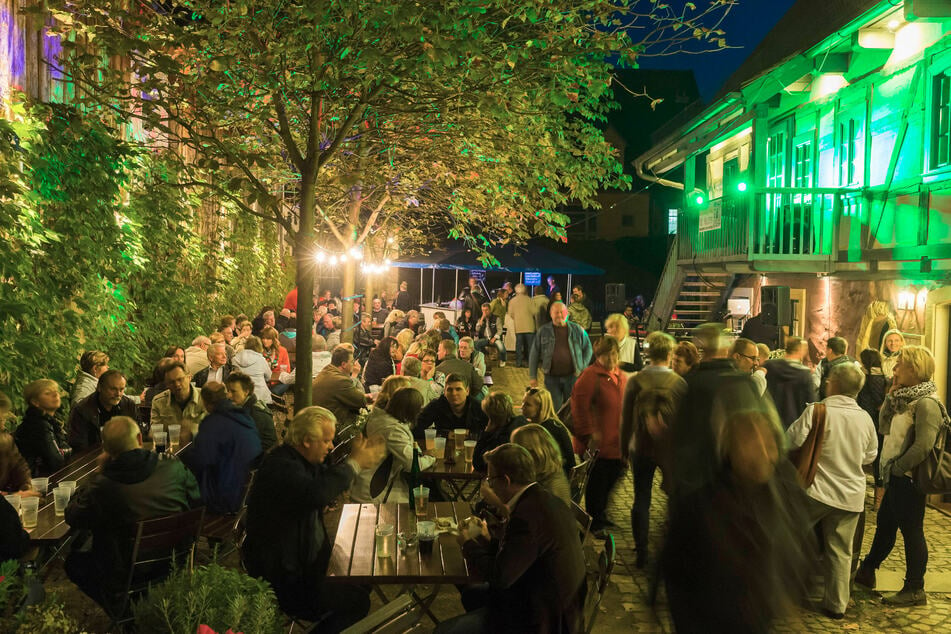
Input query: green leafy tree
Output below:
<box><xmin>45</xmin><ymin>0</ymin><xmax>732</xmax><ymax>406</ymax></box>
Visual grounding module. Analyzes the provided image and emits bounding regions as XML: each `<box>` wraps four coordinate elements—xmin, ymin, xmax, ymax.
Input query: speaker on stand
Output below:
<box><xmin>605</xmin><ymin>283</ymin><xmax>626</xmax><ymax>313</ymax></box>
<box><xmin>760</xmin><ymin>285</ymin><xmax>791</xmax><ymax>327</ymax></box>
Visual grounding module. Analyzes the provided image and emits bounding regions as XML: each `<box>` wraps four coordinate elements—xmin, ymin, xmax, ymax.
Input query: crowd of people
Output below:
<box><xmin>1</xmin><ymin>277</ymin><xmax>946</xmax><ymax>632</ymax></box>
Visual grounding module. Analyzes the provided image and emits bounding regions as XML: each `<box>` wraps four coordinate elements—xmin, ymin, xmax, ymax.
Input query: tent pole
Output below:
<box><xmin>419</xmin><ymin>269</ymin><xmax>423</xmax><ymax>306</ymax></box>
<box><xmin>454</xmin><ymin>270</ymin><xmax>458</xmax><ymax>303</ymax></box>
<box><xmin>567</xmin><ymin>274</ymin><xmax>572</xmax><ymax>300</ymax></box>
<box><xmin>431</xmin><ymin>268</ymin><xmax>435</xmax><ymax>304</ymax></box>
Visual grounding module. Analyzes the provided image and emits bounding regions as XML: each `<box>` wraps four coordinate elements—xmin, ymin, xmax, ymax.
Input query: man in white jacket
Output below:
<box><xmin>786</xmin><ymin>363</ymin><xmax>877</xmax><ymax>620</ymax></box>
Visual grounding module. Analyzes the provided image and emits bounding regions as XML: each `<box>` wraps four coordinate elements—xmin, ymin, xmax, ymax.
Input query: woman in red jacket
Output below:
<box><xmin>571</xmin><ymin>336</ymin><xmax>626</xmax><ymax>533</ymax></box>
<box><xmin>260</xmin><ymin>327</ymin><xmax>292</xmax><ymax>396</ymax></box>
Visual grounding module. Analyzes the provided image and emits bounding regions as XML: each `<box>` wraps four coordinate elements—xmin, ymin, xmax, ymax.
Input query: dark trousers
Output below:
<box><xmin>586</xmin><ymin>458</ymin><xmax>624</xmax><ymax>525</ymax></box>
<box><xmin>269</xmin><ymin>574</ymin><xmax>370</xmax><ymax>633</ymax></box>
<box><xmin>514</xmin><ymin>333</ymin><xmax>534</xmax><ymax>366</ymax></box>
<box><xmin>864</xmin><ymin>475</ymin><xmax>928</xmax><ymax>589</ymax></box>
<box><xmin>630</xmin><ymin>453</ymin><xmax>657</xmax><ymax>558</ymax></box>
<box><xmin>544</xmin><ymin>374</ymin><xmax>577</xmax><ymax>413</ymax></box>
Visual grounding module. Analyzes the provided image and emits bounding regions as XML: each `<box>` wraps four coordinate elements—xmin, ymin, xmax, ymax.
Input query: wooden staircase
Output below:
<box><xmin>668</xmin><ymin>272</ymin><xmax>733</xmax><ymax>333</ymax></box>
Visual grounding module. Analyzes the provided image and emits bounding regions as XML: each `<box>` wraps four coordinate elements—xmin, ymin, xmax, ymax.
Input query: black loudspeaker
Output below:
<box><xmin>761</xmin><ymin>285</ymin><xmax>791</xmax><ymax>327</ymax></box>
<box><xmin>605</xmin><ymin>283</ymin><xmax>626</xmax><ymax>312</ymax></box>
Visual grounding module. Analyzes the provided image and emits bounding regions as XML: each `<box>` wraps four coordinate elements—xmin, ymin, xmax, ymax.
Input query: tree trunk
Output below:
<box><xmin>341</xmin><ymin>260</ymin><xmax>356</xmax><ymax>342</ymax></box>
<box><xmin>294</xmin><ymin>176</ymin><xmax>317</xmax><ymax>409</ymax></box>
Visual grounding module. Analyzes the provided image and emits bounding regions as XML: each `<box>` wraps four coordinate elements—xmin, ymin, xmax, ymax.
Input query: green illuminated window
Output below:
<box><xmin>932</xmin><ymin>73</ymin><xmax>951</xmax><ymax>170</ymax></box>
<box><xmin>668</xmin><ymin>208</ymin><xmax>678</xmax><ymax>235</ymax></box>
<box><xmin>838</xmin><ymin>119</ymin><xmax>859</xmax><ymax>186</ymax></box>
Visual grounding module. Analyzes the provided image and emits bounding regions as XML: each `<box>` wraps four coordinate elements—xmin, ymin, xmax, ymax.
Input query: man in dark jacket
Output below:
<box><xmin>473</xmin><ymin>303</ymin><xmax>507</xmax><ymax>367</ymax></box>
<box><xmin>415</xmin><ymin>374</ymin><xmax>488</xmax><ymax>441</ymax></box>
<box><xmin>243</xmin><ymin>406</ymin><xmax>384</xmax><ymax>631</ymax></box>
<box><xmin>816</xmin><ymin>337</ymin><xmax>856</xmax><ymax>400</ymax></box>
<box><xmin>764</xmin><ymin>336</ymin><xmax>817</xmax><ymax>429</ymax></box>
<box><xmin>181</xmin><ymin>383</ymin><xmax>261</xmax><ymax>514</ymax></box>
<box><xmin>312</xmin><ymin>347</ymin><xmax>368</xmax><ymax>432</ymax></box>
<box><xmin>434</xmin><ymin>340</ymin><xmax>484</xmax><ymax>395</ymax></box>
<box><xmin>437</xmin><ymin>444</ymin><xmax>585</xmax><ymax>634</ymax></box>
<box><xmin>225</xmin><ymin>372</ymin><xmax>277</xmax><ymax>453</ymax></box>
<box><xmin>64</xmin><ymin>416</ymin><xmax>200</xmax><ymax>613</ymax></box>
<box><xmin>67</xmin><ymin>370</ymin><xmax>138</xmax><ymax>451</ymax></box>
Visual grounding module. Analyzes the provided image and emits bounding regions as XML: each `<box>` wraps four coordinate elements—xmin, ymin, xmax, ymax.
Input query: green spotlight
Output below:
<box><xmin>736</xmin><ymin>181</ymin><xmax>748</xmax><ymax>193</ymax></box>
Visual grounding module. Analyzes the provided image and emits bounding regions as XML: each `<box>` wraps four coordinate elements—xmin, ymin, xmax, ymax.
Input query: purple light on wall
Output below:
<box><xmin>1</xmin><ymin>6</ymin><xmax>26</xmax><ymax>83</ymax></box>
<box><xmin>44</xmin><ymin>20</ymin><xmax>63</xmax><ymax>81</ymax></box>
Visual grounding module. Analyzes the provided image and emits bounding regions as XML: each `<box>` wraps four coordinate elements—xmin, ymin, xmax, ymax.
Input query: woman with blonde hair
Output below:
<box><xmin>395</xmin><ymin>328</ymin><xmax>416</xmax><ymax>357</ymax></box>
<box><xmin>604</xmin><ymin>313</ymin><xmax>639</xmax><ymax>372</ymax></box>
<box><xmin>372</xmin><ymin>375</ymin><xmax>411</xmax><ymax>410</ymax></box>
<box><xmin>383</xmin><ymin>310</ymin><xmax>406</xmax><ymax>339</ymax></box>
<box><xmin>472</xmin><ymin>391</ymin><xmax>525</xmax><ymax>472</ymax></box>
<box><xmin>856</xmin><ymin>345</ymin><xmax>947</xmax><ymax>606</ymax></box>
<box><xmin>511</xmin><ymin>423</ymin><xmax>572</xmax><ymax>505</ymax></box>
<box><xmin>879</xmin><ymin>329</ymin><xmax>906</xmax><ymax>381</ymax></box>
<box><xmin>521</xmin><ymin>387</ymin><xmax>574</xmax><ymax>478</ymax></box>
<box><xmin>14</xmin><ymin>379</ymin><xmax>70</xmax><ymax>475</ymax></box>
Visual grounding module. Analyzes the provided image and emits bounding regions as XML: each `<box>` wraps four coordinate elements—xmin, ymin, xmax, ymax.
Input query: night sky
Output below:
<box><xmin>640</xmin><ymin>0</ymin><xmax>799</xmax><ymax>101</ymax></box>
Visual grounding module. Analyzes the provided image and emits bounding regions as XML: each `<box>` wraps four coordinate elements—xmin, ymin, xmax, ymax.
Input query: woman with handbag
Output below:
<box><xmin>855</xmin><ymin>345</ymin><xmax>947</xmax><ymax>607</ymax></box>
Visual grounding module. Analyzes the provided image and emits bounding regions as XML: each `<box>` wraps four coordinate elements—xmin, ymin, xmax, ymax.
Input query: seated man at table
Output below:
<box><xmin>415</xmin><ymin>374</ymin><xmax>488</xmax><ymax>442</ymax></box>
<box><xmin>181</xmin><ymin>382</ymin><xmax>261</xmax><ymax>514</ymax></box>
<box><xmin>225</xmin><ymin>372</ymin><xmax>278</xmax><ymax>454</ymax></box>
<box><xmin>243</xmin><ymin>406</ymin><xmax>385</xmax><ymax>632</ymax></box>
<box><xmin>64</xmin><ymin>416</ymin><xmax>200</xmax><ymax>614</ymax></box>
<box><xmin>434</xmin><ymin>340</ymin><xmax>484</xmax><ymax>396</ymax></box>
<box><xmin>67</xmin><ymin>370</ymin><xmax>137</xmax><ymax>452</ymax></box>
<box><xmin>312</xmin><ymin>346</ymin><xmax>368</xmax><ymax>432</ymax></box>
<box><xmin>151</xmin><ymin>362</ymin><xmax>206</xmax><ymax>441</ymax></box>
<box><xmin>193</xmin><ymin>342</ymin><xmax>232</xmax><ymax>388</ymax></box>
<box><xmin>436</xmin><ymin>443</ymin><xmax>586</xmax><ymax>634</ymax></box>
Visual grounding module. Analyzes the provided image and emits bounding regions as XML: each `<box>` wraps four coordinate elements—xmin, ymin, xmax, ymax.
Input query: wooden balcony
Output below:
<box><xmin>677</xmin><ymin>187</ymin><xmax>863</xmax><ymax>271</ymax></box>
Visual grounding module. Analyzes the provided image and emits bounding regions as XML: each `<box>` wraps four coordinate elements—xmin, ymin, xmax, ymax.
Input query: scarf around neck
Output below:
<box><xmin>890</xmin><ymin>380</ymin><xmax>937</xmax><ymax>413</ymax></box>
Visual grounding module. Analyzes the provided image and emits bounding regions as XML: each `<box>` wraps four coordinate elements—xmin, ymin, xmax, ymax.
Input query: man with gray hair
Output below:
<box><xmin>244</xmin><ymin>406</ymin><xmax>384</xmax><ymax>629</ymax></box>
<box><xmin>787</xmin><ymin>362</ymin><xmax>877</xmax><ymax>619</ymax></box>
<box><xmin>184</xmin><ymin>335</ymin><xmax>212</xmax><ymax>376</ymax></box>
<box><xmin>437</xmin><ymin>443</ymin><xmax>585</xmax><ymax>634</ymax></box>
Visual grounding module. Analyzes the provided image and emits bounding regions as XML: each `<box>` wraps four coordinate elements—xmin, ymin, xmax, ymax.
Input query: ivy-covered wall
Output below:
<box><xmin>0</xmin><ymin>101</ymin><xmax>288</xmax><ymax>409</ymax></box>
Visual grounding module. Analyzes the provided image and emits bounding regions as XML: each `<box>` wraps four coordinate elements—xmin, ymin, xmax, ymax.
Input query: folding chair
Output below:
<box><xmin>109</xmin><ymin>506</ymin><xmax>206</xmax><ymax>629</ymax></box>
<box><xmin>571</xmin><ymin>500</ymin><xmax>593</xmax><ymax>544</ymax></box>
<box><xmin>201</xmin><ymin>470</ymin><xmax>257</xmax><ymax>557</ymax></box>
<box><xmin>584</xmin><ymin>534</ymin><xmax>616</xmax><ymax>634</ymax></box>
<box><xmin>570</xmin><ymin>449</ymin><xmax>599</xmax><ymax>504</ymax></box>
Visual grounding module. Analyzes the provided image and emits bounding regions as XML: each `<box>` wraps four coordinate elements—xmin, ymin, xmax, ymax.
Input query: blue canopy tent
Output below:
<box><xmin>394</xmin><ymin>242</ymin><xmax>604</xmax><ymax>304</ymax></box>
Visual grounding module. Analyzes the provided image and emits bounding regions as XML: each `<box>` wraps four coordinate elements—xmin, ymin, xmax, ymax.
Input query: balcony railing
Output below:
<box><xmin>677</xmin><ymin>187</ymin><xmax>862</xmax><ymax>265</ymax></box>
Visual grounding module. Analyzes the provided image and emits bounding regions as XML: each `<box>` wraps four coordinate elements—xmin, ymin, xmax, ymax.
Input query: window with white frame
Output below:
<box><xmin>932</xmin><ymin>71</ymin><xmax>951</xmax><ymax>170</ymax></box>
<box><xmin>668</xmin><ymin>208</ymin><xmax>678</xmax><ymax>234</ymax></box>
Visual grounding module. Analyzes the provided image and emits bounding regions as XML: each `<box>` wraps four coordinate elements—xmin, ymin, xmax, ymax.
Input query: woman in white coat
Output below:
<box><xmin>350</xmin><ymin>387</ymin><xmax>434</xmax><ymax>503</ymax></box>
<box><xmin>231</xmin><ymin>336</ymin><xmax>272</xmax><ymax>404</ymax></box>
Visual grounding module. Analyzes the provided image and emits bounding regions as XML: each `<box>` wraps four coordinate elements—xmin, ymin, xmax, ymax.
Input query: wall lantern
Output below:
<box><xmin>896</xmin><ymin>290</ymin><xmax>916</xmax><ymax>311</ymax></box>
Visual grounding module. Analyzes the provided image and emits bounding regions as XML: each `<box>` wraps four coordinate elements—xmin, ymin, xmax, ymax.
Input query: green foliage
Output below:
<box><xmin>132</xmin><ymin>563</ymin><xmax>284</xmax><ymax>634</ymax></box>
<box><xmin>0</xmin><ymin>99</ymin><xmax>287</xmax><ymax>409</ymax></box>
<box><xmin>0</xmin><ymin>560</ymin><xmax>81</xmax><ymax>633</ymax></box>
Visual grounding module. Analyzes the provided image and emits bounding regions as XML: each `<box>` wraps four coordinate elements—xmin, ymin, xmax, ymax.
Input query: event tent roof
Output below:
<box><xmin>394</xmin><ymin>242</ymin><xmax>605</xmax><ymax>276</ymax></box>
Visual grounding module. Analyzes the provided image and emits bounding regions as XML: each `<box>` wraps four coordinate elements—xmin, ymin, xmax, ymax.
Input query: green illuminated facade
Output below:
<box><xmin>637</xmin><ymin>0</ymin><xmax>951</xmax><ymax>399</ymax></box>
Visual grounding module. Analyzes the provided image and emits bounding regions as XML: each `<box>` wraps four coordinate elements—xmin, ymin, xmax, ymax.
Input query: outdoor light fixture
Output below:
<box><xmin>736</xmin><ymin>181</ymin><xmax>748</xmax><ymax>193</ymax></box>
<box><xmin>812</xmin><ymin>73</ymin><xmax>849</xmax><ymax>100</ymax></box>
<box><xmin>329</xmin><ymin>255</ymin><xmax>339</xmax><ymax>266</ymax></box>
<box><xmin>315</xmin><ymin>251</ymin><xmax>327</xmax><ymax>264</ymax></box>
<box><xmin>349</xmin><ymin>248</ymin><xmax>363</xmax><ymax>260</ymax></box>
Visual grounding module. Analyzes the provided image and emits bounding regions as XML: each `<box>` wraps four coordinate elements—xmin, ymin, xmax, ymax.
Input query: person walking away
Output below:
<box><xmin>507</xmin><ymin>284</ymin><xmax>536</xmax><ymax>368</ymax></box>
<box><xmin>764</xmin><ymin>336</ymin><xmax>816</xmax><ymax>429</ymax></box>
<box><xmin>786</xmin><ymin>363</ymin><xmax>877</xmax><ymax>619</ymax></box>
<box><xmin>855</xmin><ymin>345</ymin><xmax>948</xmax><ymax>607</ymax></box>
<box><xmin>856</xmin><ymin>348</ymin><xmax>887</xmax><ymax>508</ymax></box>
<box><xmin>619</xmin><ymin>331</ymin><xmax>685</xmax><ymax>567</ymax></box>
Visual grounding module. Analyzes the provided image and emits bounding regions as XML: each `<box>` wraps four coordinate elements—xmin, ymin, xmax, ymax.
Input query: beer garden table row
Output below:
<box><xmin>327</xmin><ymin>501</ymin><xmax>478</xmax><ymax>625</ymax></box>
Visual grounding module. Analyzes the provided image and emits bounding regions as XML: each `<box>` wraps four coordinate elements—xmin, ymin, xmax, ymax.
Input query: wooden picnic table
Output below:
<box><xmin>26</xmin><ymin>442</ymin><xmax>189</xmax><ymax>545</ymax></box>
<box><xmin>421</xmin><ymin>457</ymin><xmax>484</xmax><ymax>502</ymax></box>
<box><xmin>326</xmin><ymin>501</ymin><xmax>476</xmax><ymax>585</ymax></box>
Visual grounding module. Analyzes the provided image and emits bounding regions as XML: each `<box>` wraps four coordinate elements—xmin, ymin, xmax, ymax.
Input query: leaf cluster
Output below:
<box><xmin>0</xmin><ymin>98</ymin><xmax>285</xmax><ymax>409</ymax></box>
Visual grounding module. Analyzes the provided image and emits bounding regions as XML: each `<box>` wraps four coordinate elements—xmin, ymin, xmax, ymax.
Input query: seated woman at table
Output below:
<box><xmin>350</xmin><ymin>388</ymin><xmax>434</xmax><ymax>503</ymax></box>
<box><xmin>520</xmin><ymin>387</ymin><xmax>575</xmax><ymax>479</ymax></box>
<box><xmin>511</xmin><ymin>424</ymin><xmax>572</xmax><ymax>506</ymax></box>
<box><xmin>370</xmin><ymin>375</ymin><xmax>411</xmax><ymax>411</ymax></box>
<box><xmin>363</xmin><ymin>337</ymin><xmax>403</xmax><ymax>390</ymax></box>
<box><xmin>471</xmin><ymin>392</ymin><xmax>526</xmax><ymax>473</ymax></box>
<box><xmin>260</xmin><ymin>327</ymin><xmax>291</xmax><ymax>396</ymax></box>
<box><xmin>14</xmin><ymin>379</ymin><xmax>71</xmax><ymax>476</ymax></box>
<box><xmin>382</xmin><ymin>310</ymin><xmax>405</xmax><ymax>339</ymax></box>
